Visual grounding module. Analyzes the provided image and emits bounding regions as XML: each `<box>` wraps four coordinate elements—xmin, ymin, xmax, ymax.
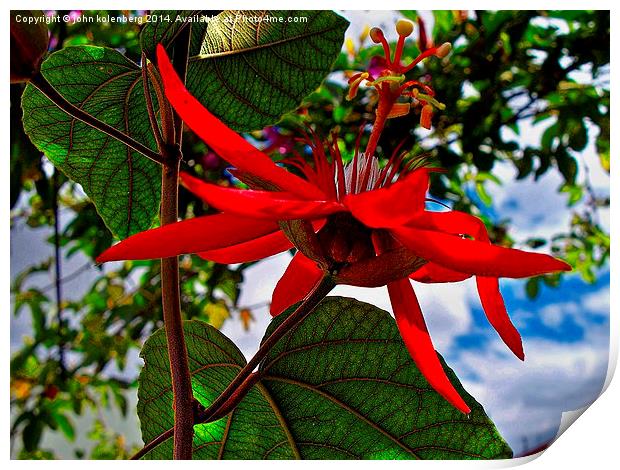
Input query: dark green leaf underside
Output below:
<box><xmin>142</xmin><ymin>10</ymin><xmax>349</xmax><ymax>131</ymax></box>
<box><xmin>138</xmin><ymin>297</ymin><xmax>512</xmax><ymax>460</ymax></box>
<box><xmin>21</xmin><ymin>46</ymin><xmax>161</xmax><ymax>239</ymax></box>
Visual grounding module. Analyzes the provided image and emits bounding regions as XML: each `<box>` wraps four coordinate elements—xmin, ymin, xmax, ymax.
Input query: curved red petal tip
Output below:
<box><xmin>344</xmin><ymin>168</ymin><xmax>430</xmax><ymax>229</ymax></box>
<box><xmin>476</xmin><ymin>277</ymin><xmax>525</xmax><ymax>361</ymax></box>
<box><xmin>556</xmin><ymin>260</ymin><xmax>573</xmax><ymax>272</ymax></box>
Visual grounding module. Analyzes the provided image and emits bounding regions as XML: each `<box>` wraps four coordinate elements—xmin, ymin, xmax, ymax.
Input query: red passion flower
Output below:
<box><xmin>97</xmin><ymin>42</ymin><xmax>571</xmax><ymax>414</ymax></box>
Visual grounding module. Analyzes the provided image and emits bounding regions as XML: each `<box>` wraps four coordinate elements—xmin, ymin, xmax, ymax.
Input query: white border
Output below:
<box><xmin>4</xmin><ymin>2</ymin><xmax>617</xmax><ymax>467</ymax></box>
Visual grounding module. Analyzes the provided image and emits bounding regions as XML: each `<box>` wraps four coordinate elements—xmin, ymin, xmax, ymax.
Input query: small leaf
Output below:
<box><xmin>138</xmin><ymin>297</ymin><xmax>512</xmax><ymax>459</ymax></box>
<box><xmin>525</xmin><ymin>277</ymin><xmax>540</xmax><ymax>299</ymax></box>
<box><xmin>205</xmin><ymin>300</ymin><xmax>230</xmax><ymax>329</ymax></box>
<box><xmin>21</xmin><ymin>46</ymin><xmax>161</xmax><ymax>239</ymax></box>
<box><xmin>52</xmin><ymin>413</ymin><xmax>76</xmax><ymax>441</ymax></box>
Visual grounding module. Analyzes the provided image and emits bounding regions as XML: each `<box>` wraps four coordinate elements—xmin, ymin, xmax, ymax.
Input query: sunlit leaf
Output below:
<box><xmin>21</xmin><ymin>46</ymin><xmax>161</xmax><ymax>239</ymax></box>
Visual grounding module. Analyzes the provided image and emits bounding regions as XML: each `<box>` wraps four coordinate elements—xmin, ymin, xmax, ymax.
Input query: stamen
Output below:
<box><xmin>369</xmin><ymin>27</ymin><xmax>393</xmax><ymax>67</ymax></box>
<box><xmin>397</xmin><ymin>79</ymin><xmax>435</xmax><ymax>97</ymax></box>
<box><xmin>393</xmin><ymin>19</ymin><xmax>414</xmax><ymax>67</ymax></box>
<box><xmin>346</xmin><ymin>72</ymin><xmax>369</xmax><ymax>101</ymax></box>
<box><xmin>416</xmin><ymin>93</ymin><xmax>446</xmax><ymax>110</ymax></box>
<box><xmin>435</xmin><ymin>42</ymin><xmax>452</xmax><ymax>58</ymax></box>
<box><xmin>402</xmin><ymin>41</ymin><xmax>452</xmax><ymax>74</ymax></box>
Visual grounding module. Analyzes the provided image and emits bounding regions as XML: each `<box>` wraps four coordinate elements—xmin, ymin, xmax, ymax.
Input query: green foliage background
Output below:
<box><xmin>10</xmin><ymin>10</ymin><xmax>609</xmax><ymax>459</ymax></box>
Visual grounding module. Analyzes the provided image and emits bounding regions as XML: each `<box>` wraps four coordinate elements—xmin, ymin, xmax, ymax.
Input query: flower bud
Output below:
<box><xmin>396</xmin><ymin>19</ymin><xmax>414</xmax><ymax>38</ymax></box>
<box><xmin>10</xmin><ymin>11</ymin><xmax>50</xmax><ymax>83</ymax></box>
<box><xmin>435</xmin><ymin>42</ymin><xmax>452</xmax><ymax>59</ymax></box>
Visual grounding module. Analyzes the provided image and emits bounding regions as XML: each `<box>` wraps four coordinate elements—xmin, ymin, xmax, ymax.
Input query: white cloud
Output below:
<box><xmin>454</xmin><ymin>325</ymin><xmax>609</xmax><ymax>456</ymax></box>
<box><xmin>582</xmin><ymin>286</ymin><xmax>610</xmax><ymax>315</ymax></box>
<box><xmin>539</xmin><ymin>302</ymin><xmax>579</xmax><ymax>328</ymax></box>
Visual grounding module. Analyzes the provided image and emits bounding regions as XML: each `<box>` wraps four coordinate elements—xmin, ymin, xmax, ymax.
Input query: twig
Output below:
<box><xmin>30</xmin><ymin>73</ymin><xmax>166</xmax><ymax>166</ymax></box>
<box><xmin>142</xmin><ymin>52</ymin><xmax>164</xmax><ymax>152</ymax></box>
<box><xmin>52</xmin><ymin>168</ymin><xmax>66</xmax><ymax>378</ymax></box>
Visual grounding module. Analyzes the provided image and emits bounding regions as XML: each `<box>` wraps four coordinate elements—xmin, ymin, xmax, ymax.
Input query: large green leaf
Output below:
<box><xmin>138</xmin><ymin>297</ymin><xmax>512</xmax><ymax>459</ymax></box>
<box><xmin>21</xmin><ymin>46</ymin><xmax>161</xmax><ymax>239</ymax></box>
<box><xmin>142</xmin><ymin>10</ymin><xmax>349</xmax><ymax>131</ymax></box>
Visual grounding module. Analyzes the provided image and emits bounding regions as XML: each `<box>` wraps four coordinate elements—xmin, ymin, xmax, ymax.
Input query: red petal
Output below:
<box><xmin>407</xmin><ymin>210</ymin><xmax>489</xmax><ymax>241</ymax></box>
<box><xmin>387</xmin><ymin>278</ymin><xmax>470</xmax><ymax>414</ymax></box>
<box><xmin>156</xmin><ymin>45</ymin><xmax>324</xmax><ymax>200</ymax></box>
<box><xmin>410</xmin><ymin>263</ymin><xmax>471</xmax><ymax>283</ymax></box>
<box><xmin>199</xmin><ymin>230</ymin><xmax>292</xmax><ymax>263</ymax></box>
<box><xmin>343</xmin><ymin>169</ymin><xmax>430</xmax><ymax>228</ymax></box>
<box><xmin>181</xmin><ymin>172</ymin><xmax>342</xmax><ymax>220</ymax></box>
<box><xmin>270</xmin><ymin>252</ymin><xmax>323</xmax><ymax>316</ymax></box>
<box><xmin>392</xmin><ymin>225</ymin><xmax>572</xmax><ymax>278</ymax></box>
<box><xmin>476</xmin><ymin>277</ymin><xmax>525</xmax><ymax>360</ymax></box>
<box><xmin>96</xmin><ymin>214</ymin><xmax>278</xmax><ymax>262</ymax></box>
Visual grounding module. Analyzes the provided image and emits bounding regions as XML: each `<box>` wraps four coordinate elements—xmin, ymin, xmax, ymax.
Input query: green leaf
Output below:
<box><xmin>52</xmin><ymin>413</ymin><xmax>76</xmax><ymax>441</ymax></box>
<box><xmin>138</xmin><ymin>297</ymin><xmax>512</xmax><ymax>459</ymax></box>
<box><xmin>142</xmin><ymin>10</ymin><xmax>349</xmax><ymax>131</ymax></box>
<box><xmin>21</xmin><ymin>46</ymin><xmax>161</xmax><ymax>239</ymax></box>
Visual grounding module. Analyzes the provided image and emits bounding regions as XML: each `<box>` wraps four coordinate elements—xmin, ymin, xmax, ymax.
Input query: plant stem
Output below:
<box><xmin>160</xmin><ymin>157</ymin><xmax>194</xmax><ymax>460</ymax></box>
<box><xmin>52</xmin><ymin>168</ymin><xmax>66</xmax><ymax>378</ymax></box>
<box><xmin>159</xmin><ymin>22</ymin><xmax>194</xmax><ymax>460</ymax></box>
<box><xmin>30</xmin><ymin>73</ymin><xmax>166</xmax><ymax>165</ymax></box>
<box><xmin>131</xmin><ymin>275</ymin><xmax>335</xmax><ymax>460</ymax></box>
